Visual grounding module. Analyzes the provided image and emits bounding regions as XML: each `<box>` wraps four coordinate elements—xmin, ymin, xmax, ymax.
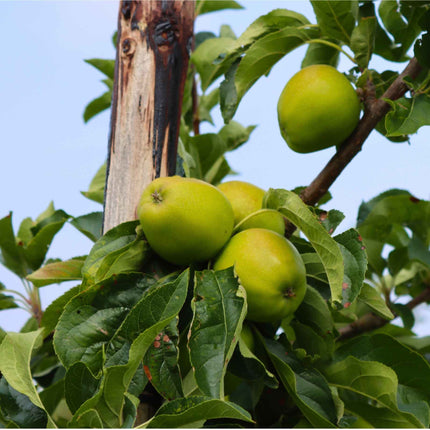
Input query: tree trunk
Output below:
<box><xmin>103</xmin><ymin>0</ymin><xmax>195</xmax><ymax>233</ymax></box>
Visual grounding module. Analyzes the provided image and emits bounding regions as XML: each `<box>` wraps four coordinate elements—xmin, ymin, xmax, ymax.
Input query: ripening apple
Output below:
<box><xmin>218</xmin><ymin>181</ymin><xmax>265</xmax><ymax>225</ymax></box>
<box><xmin>214</xmin><ymin>228</ymin><xmax>307</xmax><ymax>323</ymax></box>
<box><xmin>277</xmin><ymin>64</ymin><xmax>361</xmax><ymax>153</ymax></box>
<box><xmin>138</xmin><ymin>176</ymin><xmax>234</xmax><ymax>266</ymax></box>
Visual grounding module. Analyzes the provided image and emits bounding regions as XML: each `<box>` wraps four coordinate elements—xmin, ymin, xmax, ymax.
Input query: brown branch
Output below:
<box><xmin>338</xmin><ymin>285</ymin><xmax>430</xmax><ymax>341</ymax></box>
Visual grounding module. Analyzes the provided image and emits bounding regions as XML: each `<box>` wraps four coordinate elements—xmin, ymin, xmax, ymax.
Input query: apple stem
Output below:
<box><xmin>151</xmin><ymin>191</ymin><xmax>163</xmax><ymax>204</ymax></box>
<box><xmin>284</xmin><ymin>288</ymin><xmax>296</xmax><ymax>298</ymax></box>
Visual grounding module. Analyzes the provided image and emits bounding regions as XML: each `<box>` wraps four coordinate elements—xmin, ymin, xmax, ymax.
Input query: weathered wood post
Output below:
<box><xmin>103</xmin><ymin>0</ymin><xmax>195</xmax><ymax>233</ymax></box>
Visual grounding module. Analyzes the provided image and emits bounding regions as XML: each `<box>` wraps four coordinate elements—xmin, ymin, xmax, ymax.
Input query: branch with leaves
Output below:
<box><xmin>300</xmin><ymin>57</ymin><xmax>423</xmax><ymax>207</ymax></box>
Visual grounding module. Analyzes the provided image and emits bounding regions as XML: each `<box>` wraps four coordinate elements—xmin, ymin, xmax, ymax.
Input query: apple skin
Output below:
<box><xmin>138</xmin><ymin>176</ymin><xmax>234</xmax><ymax>266</ymax></box>
<box><xmin>218</xmin><ymin>181</ymin><xmax>265</xmax><ymax>225</ymax></box>
<box><xmin>213</xmin><ymin>228</ymin><xmax>307</xmax><ymax>323</ymax></box>
<box><xmin>277</xmin><ymin>64</ymin><xmax>361</xmax><ymax>153</ymax></box>
<box><xmin>234</xmin><ymin>209</ymin><xmax>285</xmax><ymax>236</ymax></box>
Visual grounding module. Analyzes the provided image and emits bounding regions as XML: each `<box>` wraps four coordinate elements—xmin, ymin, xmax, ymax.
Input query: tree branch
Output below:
<box><xmin>299</xmin><ymin>57</ymin><xmax>422</xmax><ymax>207</ymax></box>
<box><xmin>286</xmin><ymin>58</ymin><xmax>426</xmax><ymax>339</ymax></box>
<box><xmin>338</xmin><ymin>285</ymin><xmax>430</xmax><ymax>341</ymax></box>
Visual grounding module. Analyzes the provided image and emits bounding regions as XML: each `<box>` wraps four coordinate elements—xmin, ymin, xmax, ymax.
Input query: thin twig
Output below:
<box><xmin>338</xmin><ymin>286</ymin><xmax>430</xmax><ymax>341</ymax></box>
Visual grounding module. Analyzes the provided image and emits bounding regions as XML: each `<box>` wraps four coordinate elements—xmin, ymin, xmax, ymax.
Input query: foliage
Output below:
<box><xmin>1</xmin><ymin>0</ymin><xmax>430</xmax><ymax>428</ymax></box>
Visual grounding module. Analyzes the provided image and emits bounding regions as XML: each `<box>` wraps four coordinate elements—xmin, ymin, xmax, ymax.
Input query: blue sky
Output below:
<box><xmin>1</xmin><ymin>1</ymin><xmax>429</xmax><ymax>333</ymax></box>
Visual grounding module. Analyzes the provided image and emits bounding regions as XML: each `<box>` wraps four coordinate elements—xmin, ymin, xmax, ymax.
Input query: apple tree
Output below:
<box><xmin>1</xmin><ymin>0</ymin><xmax>430</xmax><ymax>428</ymax></box>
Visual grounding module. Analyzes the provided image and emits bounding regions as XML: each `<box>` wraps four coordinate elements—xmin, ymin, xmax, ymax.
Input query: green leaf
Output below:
<box><xmin>357</xmin><ymin>191</ymin><xmax>430</xmax><ymax>248</ymax></box>
<box><xmin>325</xmin><ymin>355</ymin><xmax>424</xmax><ymax>427</ymax></box>
<box><xmin>220</xmin><ymin>59</ymin><xmax>240</xmax><ymax>124</ymax></box>
<box><xmin>378</xmin><ymin>0</ymin><xmax>426</xmax><ymax>58</ymax></box>
<box><xmin>94</xmin><ymin>235</ymin><xmax>149</xmax><ymax>283</ymax></box>
<box><xmin>221</xmin><ymin>26</ymin><xmax>319</xmax><ymax>123</ymax></box>
<box><xmin>228</xmin><ymin>8</ymin><xmax>311</xmax><ymax>57</ymax></box>
<box><xmin>83</xmin><ymin>91</ymin><xmax>111</xmax><ymax>123</ymax></box>
<box><xmin>335</xmin><ymin>333</ymin><xmax>430</xmax><ymax>404</ymax></box>
<box><xmin>0</xmin><ymin>377</ymin><xmax>48</xmax><ymax>428</ymax></box>
<box><xmin>143</xmin><ymin>318</ymin><xmax>183</xmax><ymax>400</ymax></box>
<box><xmin>70</xmin><ymin>270</ymin><xmax>189</xmax><ymax>428</ymax></box>
<box><xmin>17</xmin><ymin>217</ymin><xmax>33</xmax><ymax>246</ymax></box>
<box><xmin>0</xmin><ymin>330</ymin><xmax>56</xmax><ymax>427</ymax></box>
<box><xmin>23</xmin><ymin>208</ymin><xmax>70</xmax><ymax>271</ymax></box>
<box><xmin>314</xmin><ymin>209</ymin><xmax>345</xmax><ymax>235</ymax></box>
<box><xmin>81</xmin><ymin>163</ymin><xmax>106</xmax><ymax>205</ymax></box>
<box><xmin>0</xmin><ymin>213</ymin><xmax>27</xmax><ymax>278</ymax></box>
<box><xmin>334</xmin><ymin>229</ymin><xmax>367</xmax><ymax>305</ymax></box>
<box><xmin>294</xmin><ymin>285</ymin><xmax>335</xmax><ymax>337</ymax></box>
<box><xmin>357</xmin><ymin>283</ymin><xmax>395</xmax><ymax>320</ymax></box>
<box><xmin>181</xmin><ymin>121</ymin><xmax>255</xmax><ymax>184</ymax></box>
<box><xmin>392</xmin><ymin>303</ymin><xmax>415</xmax><ymax>329</ymax></box>
<box><xmin>82</xmin><ymin>220</ymin><xmax>149</xmax><ymax>284</ymax></box>
<box><xmin>27</xmin><ymin>258</ymin><xmax>84</xmax><ymax>287</ymax></box>
<box><xmin>264</xmin><ymin>189</ymin><xmax>344</xmax><ymax>307</ymax></box>
<box><xmin>41</xmin><ymin>284</ymin><xmax>82</xmax><ymax>334</ymax></box>
<box><xmin>330</xmin><ymin>332</ymin><xmax>430</xmax><ymax>427</ymax></box>
<box><xmin>301</xmin><ymin>40</ymin><xmax>341</xmax><ymax>68</ymax></box>
<box><xmin>228</xmin><ymin>330</ymin><xmax>278</xmax><ymax>389</ymax></box>
<box><xmin>291</xmin><ymin>320</ymin><xmax>335</xmax><ymax>362</ymax></box>
<box><xmin>192</xmin><ymin>37</ymin><xmax>237</xmax><ymax>91</ymax></box>
<box><xmin>0</xmin><ymin>282</ymin><xmax>18</xmax><ymax>311</ymax></box>
<box><xmin>84</xmin><ymin>58</ymin><xmax>115</xmax><ymax>79</ymax></box>
<box><xmin>385</xmin><ymin>95</ymin><xmax>430</xmax><ymax>137</ymax></box>
<box><xmin>142</xmin><ymin>396</ymin><xmax>253</xmax><ymax>428</ymax></box>
<box><xmin>195</xmin><ymin>0</ymin><xmax>243</xmax><ymax>16</ymax></box>
<box><xmin>415</xmin><ymin>32</ymin><xmax>430</xmax><ymax>68</ymax></box>
<box><xmin>218</xmin><ymin>121</ymin><xmax>256</xmax><ymax>151</ymax></box>
<box><xmin>265</xmin><ymin>338</ymin><xmax>338</xmax><ymax>427</ymax></box>
<box><xmin>198</xmin><ymin>88</ymin><xmax>219</xmax><ymax>125</ymax></box>
<box><xmin>350</xmin><ymin>16</ymin><xmax>376</xmax><ymax>69</ymax></box>
<box><xmin>39</xmin><ymin>379</ymin><xmax>65</xmax><ymax>417</ymax></box>
<box><xmin>189</xmin><ymin>268</ymin><xmax>246</xmax><ymax>398</ymax></box>
<box><xmin>311</xmin><ymin>0</ymin><xmax>357</xmax><ymax>44</ymax></box>
<box><xmin>70</xmin><ymin>212</ymin><xmax>103</xmax><ymax>242</ymax></box>
<box><xmin>65</xmin><ymin>362</ymin><xmax>99</xmax><ymax>414</ymax></box>
<box><xmin>54</xmin><ymin>272</ymin><xmax>157</xmax><ymax>373</ymax></box>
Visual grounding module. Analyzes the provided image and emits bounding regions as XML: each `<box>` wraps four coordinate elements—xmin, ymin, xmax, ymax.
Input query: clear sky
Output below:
<box><xmin>1</xmin><ymin>1</ymin><xmax>429</xmax><ymax>333</ymax></box>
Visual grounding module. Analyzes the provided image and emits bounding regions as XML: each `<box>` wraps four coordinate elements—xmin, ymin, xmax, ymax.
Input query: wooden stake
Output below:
<box><xmin>103</xmin><ymin>0</ymin><xmax>194</xmax><ymax>233</ymax></box>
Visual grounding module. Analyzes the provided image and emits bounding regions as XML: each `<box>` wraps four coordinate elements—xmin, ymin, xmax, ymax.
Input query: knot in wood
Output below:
<box><xmin>122</xmin><ymin>38</ymin><xmax>136</xmax><ymax>56</ymax></box>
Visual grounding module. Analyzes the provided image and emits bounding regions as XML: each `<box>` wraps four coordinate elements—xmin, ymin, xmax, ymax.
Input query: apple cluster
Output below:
<box><xmin>137</xmin><ymin>176</ymin><xmax>307</xmax><ymax>324</ymax></box>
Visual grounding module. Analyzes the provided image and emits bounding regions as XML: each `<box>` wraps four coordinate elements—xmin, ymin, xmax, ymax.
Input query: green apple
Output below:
<box><xmin>138</xmin><ymin>176</ymin><xmax>234</xmax><ymax>266</ymax></box>
<box><xmin>234</xmin><ymin>209</ymin><xmax>285</xmax><ymax>236</ymax></box>
<box><xmin>218</xmin><ymin>180</ymin><xmax>265</xmax><ymax>225</ymax></box>
<box><xmin>214</xmin><ymin>228</ymin><xmax>306</xmax><ymax>323</ymax></box>
<box><xmin>278</xmin><ymin>64</ymin><xmax>361</xmax><ymax>153</ymax></box>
